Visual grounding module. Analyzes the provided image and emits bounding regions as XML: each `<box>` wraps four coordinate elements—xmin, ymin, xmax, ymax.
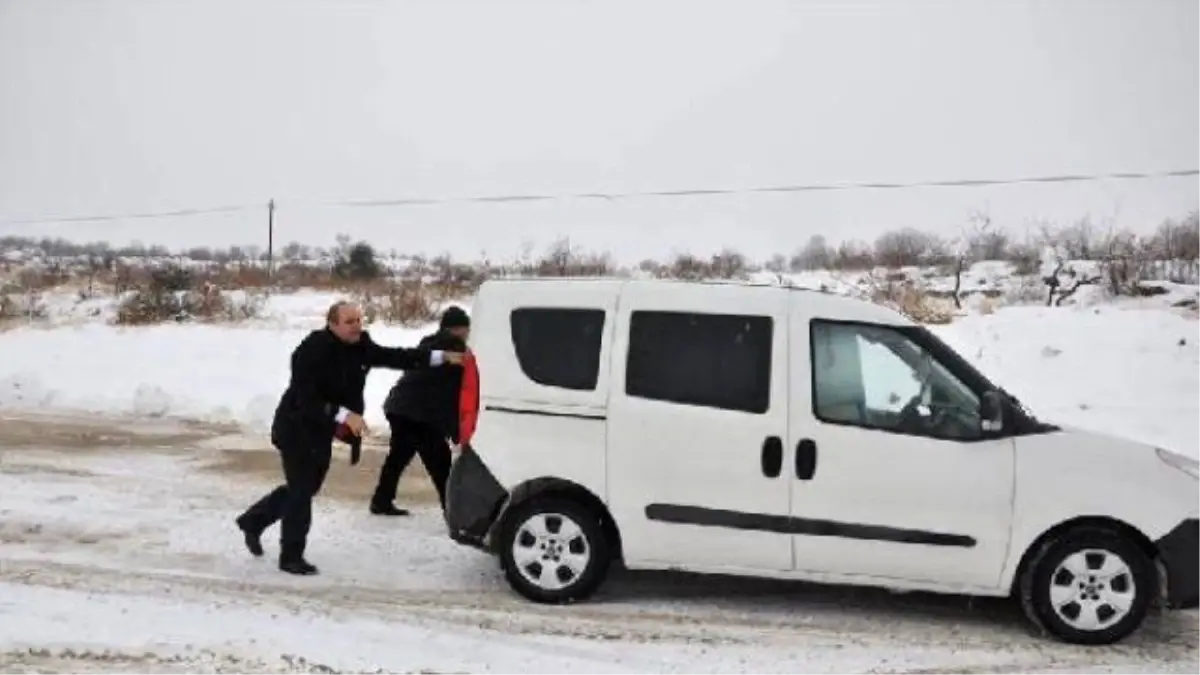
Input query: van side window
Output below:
<box><xmin>810</xmin><ymin>320</ymin><xmax>982</xmax><ymax>441</ymax></box>
<box><xmin>510</xmin><ymin>308</ymin><xmax>606</xmax><ymax>391</ymax></box>
<box><xmin>626</xmin><ymin>311</ymin><xmax>772</xmax><ymax>413</ymax></box>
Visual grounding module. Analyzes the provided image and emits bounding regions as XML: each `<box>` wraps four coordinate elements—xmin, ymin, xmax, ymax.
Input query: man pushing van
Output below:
<box><xmin>370</xmin><ymin>305</ymin><xmax>471</xmax><ymax>516</ymax></box>
<box><xmin>234</xmin><ymin>301</ymin><xmax>464</xmax><ymax>575</ymax></box>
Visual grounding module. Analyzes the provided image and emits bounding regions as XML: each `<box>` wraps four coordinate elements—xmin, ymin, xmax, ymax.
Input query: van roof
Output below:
<box><xmin>480</xmin><ymin>276</ymin><xmax>914</xmax><ymax>326</ymax></box>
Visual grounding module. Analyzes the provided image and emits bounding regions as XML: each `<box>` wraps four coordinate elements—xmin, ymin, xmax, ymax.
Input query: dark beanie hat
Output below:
<box><xmin>440</xmin><ymin>305</ymin><xmax>470</xmax><ymax>329</ymax></box>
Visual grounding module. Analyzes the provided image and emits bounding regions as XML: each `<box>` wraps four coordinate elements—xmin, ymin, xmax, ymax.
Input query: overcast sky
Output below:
<box><xmin>0</xmin><ymin>0</ymin><xmax>1196</xmax><ymax>262</ymax></box>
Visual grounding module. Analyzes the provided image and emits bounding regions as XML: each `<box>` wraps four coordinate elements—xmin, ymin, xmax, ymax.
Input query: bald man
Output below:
<box><xmin>235</xmin><ymin>301</ymin><xmax>464</xmax><ymax>575</ymax></box>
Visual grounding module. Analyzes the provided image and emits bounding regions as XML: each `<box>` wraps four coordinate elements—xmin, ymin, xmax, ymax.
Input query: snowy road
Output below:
<box><xmin>0</xmin><ymin>414</ymin><xmax>1196</xmax><ymax>673</ymax></box>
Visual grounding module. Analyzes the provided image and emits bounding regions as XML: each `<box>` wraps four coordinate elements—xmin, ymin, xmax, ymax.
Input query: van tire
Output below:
<box><xmin>1018</xmin><ymin>526</ymin><xmax>1155</xmax><ymax>645</ymax></box>
<box><xmin>498</xmin><ymin>497</ymin><xmax>612</xmax><ymax>604</ymax></box>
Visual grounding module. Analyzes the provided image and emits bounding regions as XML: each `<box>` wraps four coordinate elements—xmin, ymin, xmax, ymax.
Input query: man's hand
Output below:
<box><xmin>442</xmin><ymin>351</ymin><xmax>466</xmax><ymax>366</ymax></box>
<box><xmin>344</xmin><ymin>412</ymin><xmax>369</xmax><ymax>436</ymax></box>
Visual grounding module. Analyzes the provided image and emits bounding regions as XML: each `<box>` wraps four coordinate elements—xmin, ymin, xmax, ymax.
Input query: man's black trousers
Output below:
<box><xmin>372</xmin><ymin>414</ymin><xmax>452</xmax><ymax>509</ymax></box>
<box><xmin>238</xmin><ymin>434</ymin><xmax>332</xmax><ymax>561</ymax></box>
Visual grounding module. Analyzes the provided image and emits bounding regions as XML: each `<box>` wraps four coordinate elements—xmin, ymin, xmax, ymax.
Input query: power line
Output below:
<box><xmin>326</xmin><ymin>167</ymin><xmax>1199</xmax><ymax>207</ymax></box>
<box><xmin>0</xmin><ymin>203</ymin><xmax>259</xmax><ymax>227</ymax></box>
<box><xmin>1</xmin><ymin>167</ymin><xmax>1195</xmax><ymax>226</ymax></box>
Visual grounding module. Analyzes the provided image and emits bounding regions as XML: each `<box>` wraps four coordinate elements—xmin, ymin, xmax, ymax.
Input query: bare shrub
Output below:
<box><xmin>663</xmin><ymin>253</ymin><xmax>711</xmax><ymax>281</ymax></box>
<box><xmin>426</xmin><ymin>254</ymin><xmax>489</xmax><ymax>296</ymax></box>
<box><xmin>332</xmin><ymin>235</ymin><xmax>383</xmax><ymax>282</ymax></box>
<box><xmin>522</xmin><ymin>238</ymin><xmax>614</xmax><ymax>278</ymax></box>
<box><xmin>874</xmin><ymin>228</ymin><xmax>950</xmax><ymax>269</ymax></box>
<box><xmin>636</xmin><ymin>259</ymin><xmax>664</xmax><ymax>277</ymax></box>
<box><xmin>184</xmin><ymin>283</ymin><xmax>268</xmax><ymax>321</ymax></box>
<box><xmin>1006</xmin><ymin>274</ymin><xmax>1046</xmax><ymax>305</ymax></box>
<box><xmin>11</xmin><ymin>265</ymin><xmax>65</xmax><ymax>293</ymax></box>
<box><xmin>829</xmin><ymin>239</ymin><xmax>874</xmax><ymax>271</ymax></box>
<box><xmin>1042</xmin><ymin>217</ymin><xmax>1100</xmax><ymax>260</ymax></box>
<box><xmin>273</xmin><ymin>262</ymin><xmax>336</xmax><ymax>290</ymax></box>
<box><xmin>214</xmin><ymin>289</ymin><xmax>268</xmax><ymax>321</ymax></box>
<box><xmin>764</xmin><ymin>253</ymin><xmax>787</xmax><ymax>274</ymax></box>
<box><xmin>709</xmin><ymin>248</ymin><xmax>748</xmax><ymax>279</ymax></box>
<box><xmin>966</xmin><ymin>226</ymin><xmax>1010</xmax><ymax>261</ymax></box>
<box><xmin>0</xmin><ymin>287</ymin><xmax>49</xmax><ymax>323</ymax></box>
<box><xmin>356</xmin><ymin>280</ymin><xmax>438</xmax><ymax>327</ymax></box>
<box><xmin>872</xmin><ymin>283</ymin><xmax>954</xmax><ymax>325</ymax></box>
<box><xmin>116</xmin><ymin>287</ymin><xmax>266</xmax><ymax>325</ymax></box>
<box><xmin>1095</xmin><ymin>229</ymin><xmax>1148</xmax><ymax>296</ymax></box>
<box><xmin>212</xmin><ymin>263</ymin><xmax>271</xmax><ymax>289</ymax></box>
<box><xmin>860</xmin><ymin>274</ymin><xmax>954</xmax><ymax>324</ymax></box>
<box><xmin>115</xmin><ymin>288</ymin><xmax>187</xmax><ymax>325</ymax></box>
<box><xmin>1008</xmin><ymin>240</ymin><xmax>1040</xmax><ymax>276</ymax></box>
<box><xmin>114</xmin><ymin>267</ymin><xmax>266</xmax><ymax>325</ymax></box>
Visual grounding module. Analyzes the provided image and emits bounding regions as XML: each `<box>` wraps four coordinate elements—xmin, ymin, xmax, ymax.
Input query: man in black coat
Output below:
<box><xmin>370</xmin><ymin>305</ymin><xmax>470</xmax><ymax>516</ymax></box>
<box><xmin>235</xmin><ymin>301</ymin><xmax>463</xmax><ymax>575</ymax></box>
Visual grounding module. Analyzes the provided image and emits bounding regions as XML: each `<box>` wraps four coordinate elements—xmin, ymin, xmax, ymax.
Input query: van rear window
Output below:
<box><xmin>626</xmin><ymin>310</ymin><xmax>772</xmax><ymax>413</ymax></box>
<box><xmin>510</xmin><ymin>308</ymin><xmax>606</xmax><ymax>391</ymax></box>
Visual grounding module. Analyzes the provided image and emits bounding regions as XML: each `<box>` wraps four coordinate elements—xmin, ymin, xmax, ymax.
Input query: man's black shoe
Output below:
<box><xmin>235</xmin><ymin>516</ymin><xmax>264</xmax><ymax>557</ymax></box>
<box><xmin>279</xmin><ymin>558</ymin><xmax>319</xmax><ymax>575</ymax></box>
<box><xmin>370</xmin><ymin>502</ymin><xmax>410</xmax><ymax>517</ymax></box>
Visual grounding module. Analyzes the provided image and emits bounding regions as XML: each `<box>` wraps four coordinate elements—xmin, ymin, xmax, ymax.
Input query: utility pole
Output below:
<box><xmin>266</xmin><ymin>198</ymin><xmax>275</xmax><ymax>283</ymax></box>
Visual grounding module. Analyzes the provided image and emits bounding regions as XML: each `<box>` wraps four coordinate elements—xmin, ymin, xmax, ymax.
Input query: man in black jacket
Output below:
<box><xmin>235</xmin><ymin>301</ymin><xmax>463</xmax><ymax>575</ymax></box>
<box><xmin>369</xmin><ymin>305</ymin><xmax>470</xmax><ymax>516</ymax></box>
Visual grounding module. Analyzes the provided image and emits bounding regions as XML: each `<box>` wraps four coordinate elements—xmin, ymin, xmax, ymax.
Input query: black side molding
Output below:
<box><xmin>644</xmin><ymin>503</ymin><xmax>976</xmax><ymax>548</ymax></box>
<box><xmin>484</xmin><ymin>405</ymin><xmax>606</xmax><ymax>421</ymax></box>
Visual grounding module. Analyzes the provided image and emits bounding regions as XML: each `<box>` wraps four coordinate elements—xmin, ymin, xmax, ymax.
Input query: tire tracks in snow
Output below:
<box><xmin>1</xmin><ymin>557</ymin><xmax>1194</xmax><ymax>670</ymax></box>
<box><xmin>0</xmin><ymin>648</ymin><xmax>465</xmax><ymax>672</ymax></box>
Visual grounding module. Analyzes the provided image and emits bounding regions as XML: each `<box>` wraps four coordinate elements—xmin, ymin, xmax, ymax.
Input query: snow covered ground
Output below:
<box><xmin>0</xmin><ymin>416</ymin><xmax>1195</xmax><ymax>673</ymax></box>
<box><xmin>0</xmin><ymin>283</ymin><xmax>1197</xmax><ymax>672</ymax></box>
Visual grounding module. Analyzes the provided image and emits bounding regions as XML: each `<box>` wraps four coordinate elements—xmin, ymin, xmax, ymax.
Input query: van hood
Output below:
<box><xmin>1052</xmin><ymin>424</ymin><xmax>1161</xmax><ymax>455</ymax></box>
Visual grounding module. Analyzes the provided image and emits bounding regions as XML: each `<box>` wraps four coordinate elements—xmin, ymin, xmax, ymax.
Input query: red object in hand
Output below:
<box><xmin>334</xmin><ymin>423</ymin><xmax>355</xmax><ymax>444</ymax></box>
<box><xmin>458</xmin><ymin>350</ymin><xmax>480</xmax><ymax>447</ymax></box>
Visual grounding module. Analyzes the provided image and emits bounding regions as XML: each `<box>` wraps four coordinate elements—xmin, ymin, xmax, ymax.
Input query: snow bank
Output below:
<box><xmin>1</xmin><ymin>299</ymin><xmax>1195</xmax><ymax>454</ymax></box>
<box><xmin>0</xmin><ymin>321</ymin><xmax>431</xmax><ymax>431</ymax></box>
<box><xmin>932</xmin><ymin>306</ymin><xmax>1198</xmax><ymax>456</ymax></box>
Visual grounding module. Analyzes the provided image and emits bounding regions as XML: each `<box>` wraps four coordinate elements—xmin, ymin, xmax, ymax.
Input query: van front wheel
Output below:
<box><xmin>499</xmin><ymin>497</ymin><xmax>612</xmax><ymax>604</ymax></box>
<box><xmin>1019</xmin><ymin>526</ymin><xmax>1155</xmax><ymax>645</ymax></box>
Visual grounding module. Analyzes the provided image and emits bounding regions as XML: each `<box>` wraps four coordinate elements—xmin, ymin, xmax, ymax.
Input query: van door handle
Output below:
<box><xmin>761</xmin><ymin>436</ymin><xmax>783</xmax><ymax>478</ymax></box>
<box><xmin>796</xmin><ymin>438</ymin><xmax>817</xmax><ymax>480</ymax></box>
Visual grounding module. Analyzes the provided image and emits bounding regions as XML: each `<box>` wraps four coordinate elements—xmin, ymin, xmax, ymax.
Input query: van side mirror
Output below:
<box><xmin>979</xmin><ymin>390</ymin><xmax>1004</xmax><ymax>433</ymax></box>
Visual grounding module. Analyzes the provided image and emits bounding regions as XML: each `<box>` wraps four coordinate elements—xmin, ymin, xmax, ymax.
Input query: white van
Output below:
<box><xmin>444</xmin><ymin>277</ymin><xmax>1197</xmax><ymax>645</ymax></box>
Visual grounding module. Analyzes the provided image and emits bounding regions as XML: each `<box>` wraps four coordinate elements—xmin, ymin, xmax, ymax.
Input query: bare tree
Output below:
<box><xmin>874</xmin><ymin>228</ymin><xmax>944</xmax><ymax>268</ymax></box>
<box><xmin>830</xmin><ymin>239</ymin><xmax>874</xmax><ymax>270</ymax></box>
<box><xmin>791</xmin><ymin>235</ymin><xmax>831</xmax><ymax>271</ymax></box>
<box><xmin>709</xmin><ymin>248</ymin><xmax>748</xmax><ymax>279</ymax></box>
<box><xmin>764</xmin><ymin>253</ymin><xmax>787</xmax><ymax>274</ymax></box>
<box><xmin>946</xmin><ymin>211</ymin><xmax>1008</xmax><ymax>309</ymax></box>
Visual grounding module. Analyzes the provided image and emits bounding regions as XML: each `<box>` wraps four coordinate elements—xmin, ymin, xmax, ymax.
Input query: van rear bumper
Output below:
<box><xmin>1155</xmin><ymin>518</ymin><xmax>1198</xmax><ymax>609</ymax></box>
<box><xmin>444</xmin><ymin>445</ymin><xmax>508</xmax><ymax>552</ymax></box>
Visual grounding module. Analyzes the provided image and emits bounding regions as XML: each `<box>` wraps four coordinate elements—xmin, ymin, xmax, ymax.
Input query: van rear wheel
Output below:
<box><xmin>499</xmin><ymin>497</ymin><xmax>611</xmax><ymax>604</ymax></box>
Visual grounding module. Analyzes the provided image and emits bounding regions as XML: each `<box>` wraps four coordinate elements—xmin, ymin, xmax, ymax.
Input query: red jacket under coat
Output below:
<box><xmin>458</xmin><ymin>351</ymin><xmax>480</xmax><ymax>448</ymax></box>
